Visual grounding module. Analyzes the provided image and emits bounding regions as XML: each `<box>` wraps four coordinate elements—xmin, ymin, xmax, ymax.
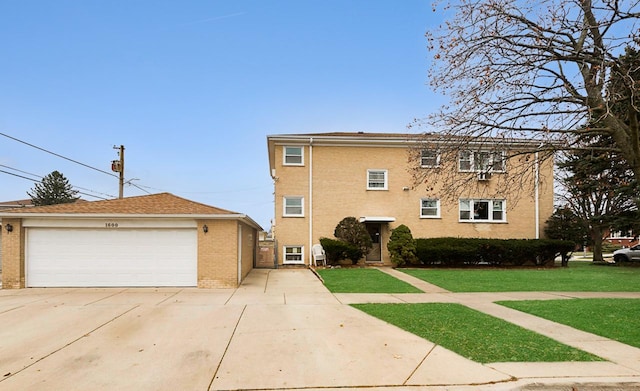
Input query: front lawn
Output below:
<box><xmin>400</xmin><ymin>262</ymin><xmax>640</xmax><ymax>292</ymax></box>
<box><xmin>498</xmin><ymin>298</ymin><xmax>640</xmax><ymax>348</ymax></box>
<box><xmin>352</xmin><ymin>303</ymin><xmax>602</xmax><ymax>363</ymax></box>
<box><xmin>316</xmin><ymin>268</ymin><xmax>422</xmax><ymax>293</ymax></box>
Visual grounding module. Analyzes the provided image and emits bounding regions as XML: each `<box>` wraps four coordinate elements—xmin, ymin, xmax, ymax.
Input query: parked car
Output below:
<box><xmin>613</xmin><ymin>245</ymin><xmax>640</xmax><ymax>263</ymax></box>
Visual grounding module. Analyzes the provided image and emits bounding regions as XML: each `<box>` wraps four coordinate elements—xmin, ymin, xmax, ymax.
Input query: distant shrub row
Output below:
<box><xmin>411</xmin><ymin>237</ymin><xmax>575</xmax><ymax>267</ymax></box>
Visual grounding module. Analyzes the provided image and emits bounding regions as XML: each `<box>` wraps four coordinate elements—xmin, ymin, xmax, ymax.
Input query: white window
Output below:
<box><xmin>284</xmin><ymin>246</ymin><xmax>304</xmax><ymax>264</ymax></box>
<box><xmin>421</xmin><ymin>149</ymin><xmax>440</xmax><ymax>167</ymax></box>
<box><xmin>367</xmin><ymin>169</ymin><xmax>388</xmax><ymax>190</ymax></box>
<box><xmin>459</xmin><ymin>199</ymin><xmax>506</xmax><ymax>222</ymax></box>
<box><xmin>459</xmin><ymin>151</ymin><xmax>473</xmax><ymax>171</ymax></box>
<box><xmin>458</xmin><ymin>151</ymin><xmax>505</xmax><ymax>172</ymax></box>
<box><xmin>420</xmin><ymin>198</ymin><xmax>440</xmax><ymax>218</ymax></box>
<box><xmin>610</xmin><ymin>230</ymin><xmax>633</xmax><ymax>238</ymax></box>
<box><xmin>283</xmin><ymin>146</ymin><xmax>304</xmax><ymax>165</ymax></box>
<box><xmin>283</xmin><ymin>196</ymin><xmax>304</xmax><ymax>217</ymax></box>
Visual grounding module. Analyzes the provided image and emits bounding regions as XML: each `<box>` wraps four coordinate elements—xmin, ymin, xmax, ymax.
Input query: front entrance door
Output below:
<box><xmin>366</xmin><ymin>223</ymin><xmax>382</xmax><ymax>262</ymax></box>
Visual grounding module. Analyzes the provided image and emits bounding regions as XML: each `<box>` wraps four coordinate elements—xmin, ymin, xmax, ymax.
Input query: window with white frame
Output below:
<box><xmin>283</xmin><ymin>146</ymin><xmax>304</xmax><ymax>165</ymax></box>
<box><xmin>283</xmin><ymin>196</ymin><xmax>304</xmax><ymax>217</ymax></box>
<box><xmin>459</xmin><ymin>199</ymin><xmax>506</xmax><ymax>222</ymax></box>
<box><xmin>421</xmin><ymin>149</ymin><xmax>440</xmax><ymax>167</ymax></box>
<box><xmin>458</xmin><ymin>151</ymin><xmax>505</xmax><ymax>172</ymax></box>
<box><xmin>284</xmin><ymin>246</ymin><xmax>304</xmax><ymax>264</ymax></box>
<box><xmin>420</xmin><ymin>198</ymin><xmax>440</xmax><ymax>218</ymax></box>
<box><xmin>367</xmin><ymin>169</ymin><xmax>388</xmax><ymax>190</ymax></box>
<box><xmin>459</xmin><ymin>151</ymin><xmax>473</xmax><ymax>171</ymax></box>
<box><xmin>610</xmin><ymin>230</ymin><xmax>634</xmax><ymax>238</ymax></box>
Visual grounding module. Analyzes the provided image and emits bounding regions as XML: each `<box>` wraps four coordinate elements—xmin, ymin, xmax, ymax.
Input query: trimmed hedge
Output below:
<box><xmin>319</xmin><ymin>237</ymin><xmax>362</xmax><ymax>265</ymax></box>
<box><xmin>413</xmin><ymin>238</ymin><xmax>575</xmax><ymax>267</ymax></box>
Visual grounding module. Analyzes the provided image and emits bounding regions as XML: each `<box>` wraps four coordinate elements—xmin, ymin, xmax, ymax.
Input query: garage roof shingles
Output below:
<box><xmin>1</xmin><ymin>193</ymin><xmax>237</xmax><ymax>215</ymax></box>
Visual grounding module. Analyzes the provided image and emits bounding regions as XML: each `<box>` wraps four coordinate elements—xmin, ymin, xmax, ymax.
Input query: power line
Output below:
<box><xmin>0</xmin><ymin>132</ymin><xmax>147</xmax><ymax>197</ymax></box>
<box><xmin>0</xmin><ymin>132</ymin><xmax>192</xmax><ymax>198</ymax></box>
<box><xmin>0</xmin><ymin>132</ymin><xmax>118</xmax><ymax>178</ymax></box>
<box><xmin>0</xmin><ymin>169</ymin><xmax>39</xmax><ymax>182</ymax></box>
<box><xmin>71</xmin><ymin>191</ymin><xmax>111</xmax><ymax>201</ymax></box>
<box><xmin>1</xmin><ymin>164</ymin><xmax>113</xmax><ymax>196</ymax></box>
<box><xmin>0</xmin><ymin>164</ymin><xmax>41</xmax><ymax>179</ymax></box>
<box><xmin>0</xmin><ymin>165</ymin><xmax>116</xmax><ymax>199</ymax></box>
<box><xmin>128</xmin><ymin>181</ymin><xmax>152</xmax><ymax>195</ymax></box>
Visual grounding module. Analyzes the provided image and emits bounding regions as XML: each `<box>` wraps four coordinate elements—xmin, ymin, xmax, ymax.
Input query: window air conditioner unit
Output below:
<box><xmin>477</xmin><ymin>172</ymin><xmax>492</xmax><ymax>181</ymax></box>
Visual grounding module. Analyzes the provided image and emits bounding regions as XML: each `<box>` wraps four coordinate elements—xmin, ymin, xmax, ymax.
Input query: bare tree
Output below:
<box><xmin>415</xmin><ymin>0</ymin><xmax>640</xmax><ymax>183</ymax></box>
<box><xmin>407</xmin><ymin>132</ymin><xmax>557</xmax><ymax>207</ymax></box>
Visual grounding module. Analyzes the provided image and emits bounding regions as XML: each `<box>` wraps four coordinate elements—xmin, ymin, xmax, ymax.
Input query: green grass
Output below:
<box><xmin>317</xmin><ymin>268</ymin><xmax>422</xmax><ymax>293</ymax></box>
<box><xmin>352</xmin><ymin>303</ymin><xmax>602</xmax><ymax>363</ymax></box>
<box><xmin>400</xmin><ymin>262</ymin><xmax>640</xmax><ymax>292</ymax></box>
<box><xmin>498</xmin><ymin>299</ymin><xmax>640</xmax><ymax>348</ymax></box>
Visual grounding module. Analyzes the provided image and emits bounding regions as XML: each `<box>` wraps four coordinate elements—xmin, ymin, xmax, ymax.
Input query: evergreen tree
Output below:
<box><xmin>544</xmin><ymin>207</ymin><xmax>588</xmax><ymax>246</ymax></box>
<box><xmin>28</xmin><ymin>171</ymin><xmax>79</xmax><ymax>206</ymax></box>
<box><xmin>557</xmin><ymin>134</ymin><xmax>640</xmax><ymax>263</ymax></box>
<box><xmin>607</xmin><ymin>46</ymin><xmax>640</xmax><ymax>131</ymax></box>
<box><xmin>387</xmin><ymin>224</ymin><xmax>417</xmax><ymax>266</ymax></box>
<box><xmin>556</xmin><ymin>47</ymin><xmax>640</xmax><ymax>263</ymax></box>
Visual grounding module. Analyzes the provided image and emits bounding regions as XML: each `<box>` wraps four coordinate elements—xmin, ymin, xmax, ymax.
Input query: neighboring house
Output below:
<box><xmin>0</xmin><ymin>193</ymin><xmax>261</xmax><ymax>289</ymax></box>
<box><xmin>266</xmin><ymin>132</ymin><xmax>555</xmax><ymax>266</ymax></box>
<box><xmin>0</xmin><ymin>199</ymin><xmax>34</xmax><ymax>209</ymax></box>
<box><xmin>605</xmin><ymin>229</ymin><xmax>638</xmax><ymax>248</ymax></box>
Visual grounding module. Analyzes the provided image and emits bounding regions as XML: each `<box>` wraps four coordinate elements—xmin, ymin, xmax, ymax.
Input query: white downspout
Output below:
<box><xmin>534</xmin><ymin>151</ymin><xmax>540</xmax><ymax>239</ymax></box>
<box><xmin>238</xmin><ymin>223</ymin><xmax>243</xmax><ymax>285</ymax></box>
<box><xmin>309</xmin><ymin>137</ymin><xmax>314</xmax><ymax>266</ymax></box>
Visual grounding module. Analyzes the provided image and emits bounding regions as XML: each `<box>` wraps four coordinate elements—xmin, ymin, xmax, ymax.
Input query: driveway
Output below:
<box><xmin>0</xmin><ymin>269</ymin><xmax>639</xmax><ymax>390</ymax></box>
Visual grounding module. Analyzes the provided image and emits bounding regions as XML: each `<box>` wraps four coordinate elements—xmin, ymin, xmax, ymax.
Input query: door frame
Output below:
<box><xmin>365</xmin><ymin>222</ymin><xmax>382</xmax><ymax>263</ymax></box>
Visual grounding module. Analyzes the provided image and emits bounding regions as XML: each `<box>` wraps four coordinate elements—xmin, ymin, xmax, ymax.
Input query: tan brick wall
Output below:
<box><xmin>239</xmin><ymin>222</ymin><xmax>256</xmax><ymax>281</ymax></box>
<box><xmin>272</xmin><ymin>142</ymin><xmax>556</xmax><ymax>266</ymax></box>
<box><xmin>1</xmin><ymin>218</ymin><xmax>25</xmax><ymax>289</ymax></box>
<box><xmin>1</xmin><ymin>218</ymin><xmax>254</xmax><ymax>289</ymax></box>
<box><xmin>197</xmin><ymin>219</ymin><xmax>239</xmax><ymax>288</ymax></box>
<box><xmin>538</xmin><ymin>156</ymin><xmax>555</xmax><ymax>238</ymax></box>
<box><xmin>273</xmin><ymin>144</ymin><xmax>310</xmax><ymax>265</ymax></box>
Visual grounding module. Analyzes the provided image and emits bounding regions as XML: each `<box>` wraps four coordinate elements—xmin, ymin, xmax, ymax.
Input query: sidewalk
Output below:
<box><xmin>0</xmin><ymin>268</ymin><xmax>639</xmax><ymax>390</ymax></box>
<box><xmin>203</xmin><ymin>268</ymin><xmax>640</xmax><ymax>390</ymax></box>
<box><xmin>333</xmin><ymin>267</ymin><xmax>640</xmax><ymax>390</ymax></box>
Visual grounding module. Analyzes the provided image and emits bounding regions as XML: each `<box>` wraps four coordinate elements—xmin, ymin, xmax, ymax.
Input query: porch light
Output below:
<box><xmin>203</xmin><ymin>224</ymin><xmax>208</xmax><ymax>234</ymax></box>
<box><xmin>5</xmin><ymin>223</ymin><xmax>13</xmax><ymax>232</ymax></box>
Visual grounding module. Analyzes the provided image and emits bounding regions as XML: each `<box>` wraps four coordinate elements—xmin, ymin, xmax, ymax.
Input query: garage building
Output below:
<box><xmin>0</xmin><ymin>193</ymin><xmax>262</xmax><ymax>289</ymax></box>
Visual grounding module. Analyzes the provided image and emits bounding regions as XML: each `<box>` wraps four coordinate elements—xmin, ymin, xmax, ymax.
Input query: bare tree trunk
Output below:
<box><xmin>591</xmin><ymin>226</ymin><xmax>605</xmax><ymax>263</ymax></box>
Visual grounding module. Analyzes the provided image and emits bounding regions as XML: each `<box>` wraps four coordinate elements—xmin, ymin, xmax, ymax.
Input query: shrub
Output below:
<box><xmin>334</xmin><ymin>217</ymin><xmax>372</xmax><ymax>264</ymax></box>
<box><xmin>344</xmin><ymin>245</ymin><xmax>365</xmax><ymax>263</ymax></box>
<box><xmin>387</xmin><ymin>224</ymin><xmax>417</xmax><ymax>266</ymax></box>
<box><xmin>602</xmin><ymin>243</ymin><xmax>624</xmax><ymax>253</ymax></box>
<box><xmin>319</xmin><ymin>237</ymin><xmax>360</xmax><ymax>265</ymax></box>
<box><xmin>412</xmin><ymin>237</ymin><xmax>574</xmax><ymax>268</ymax></box>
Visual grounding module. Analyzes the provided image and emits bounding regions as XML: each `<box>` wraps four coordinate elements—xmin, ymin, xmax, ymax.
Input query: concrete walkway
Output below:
<box><xmin>0</xmin><ymin>268</ymin><xmax>639</xmax><ymax>390</ymax></box>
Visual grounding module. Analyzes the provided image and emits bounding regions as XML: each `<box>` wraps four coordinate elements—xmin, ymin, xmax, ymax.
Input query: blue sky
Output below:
<box><xmin>0</xmin><ymin>1</ymin><xmax>445</xmax><ymax>229</ymax></box>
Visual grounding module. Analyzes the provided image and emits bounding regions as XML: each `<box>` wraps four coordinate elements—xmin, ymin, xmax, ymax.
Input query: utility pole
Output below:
<box><xmin>111</xmin><ymin>145</ymin><xmax>125</xmax><ymax>199</ymax></box>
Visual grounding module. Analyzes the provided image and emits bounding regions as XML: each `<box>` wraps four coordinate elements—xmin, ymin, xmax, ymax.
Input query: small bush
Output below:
<box><xmin>602</xmin><ymin>243</ymin><xmax>624</xmax><ymax>253</ymax></box>
<box><xmin>387</xmin><ymin>224</ymin><xmax>417</xmax><ymax>266</ymax></box>
<box><xmin>319</xmin><ymin>237</ymin><xmax>361</xmax><ymax>265</ymax></box>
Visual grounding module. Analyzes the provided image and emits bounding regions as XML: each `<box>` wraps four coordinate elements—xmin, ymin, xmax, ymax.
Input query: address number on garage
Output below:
<box><xmin>105</xmin><ymin>222</ymin><xmax>119</xmax><ymax>228</ymax></box>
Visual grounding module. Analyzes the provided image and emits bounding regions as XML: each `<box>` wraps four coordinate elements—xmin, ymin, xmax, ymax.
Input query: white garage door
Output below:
<box><xmin>26</xmin><ymin>228</ymin><xmax>197</xmax><ymax>287</ymax></box>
